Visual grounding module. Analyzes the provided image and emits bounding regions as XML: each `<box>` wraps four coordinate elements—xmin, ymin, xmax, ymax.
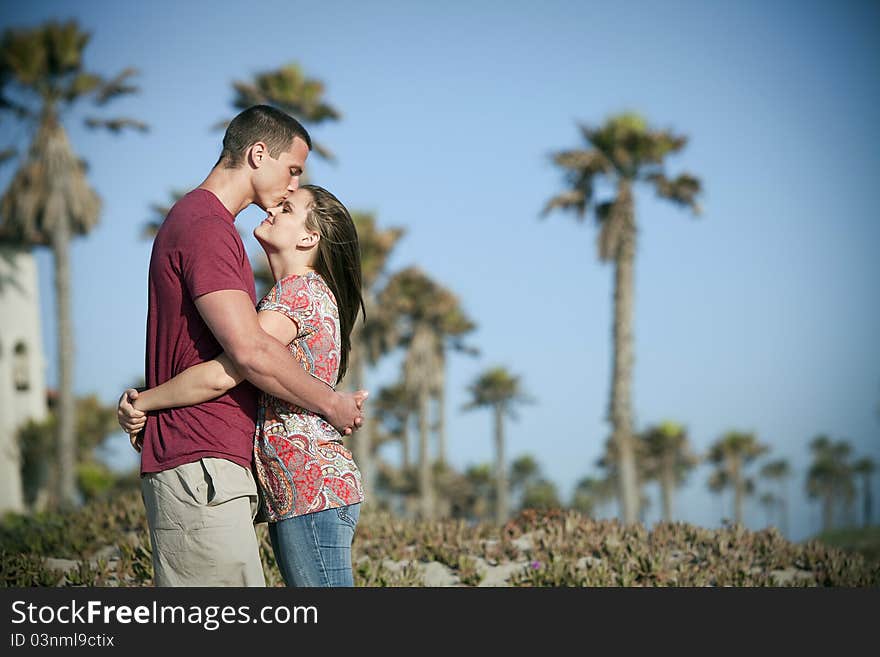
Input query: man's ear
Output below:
<box><xmin>248</xmin><ymin>141</ymin><xmax>268</xmax><ymax>169</ymax></box>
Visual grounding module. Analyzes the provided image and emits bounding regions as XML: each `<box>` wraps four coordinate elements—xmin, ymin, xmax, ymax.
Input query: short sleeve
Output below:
<box><xmin>181</xmin><ymin>216</ymin><xmax>250</xmax><ymax>300</ymax></box>
<box><xmin>258</xmin><ymin>275</ymin><xmax>318</xmax><ymax>337</ymax></box>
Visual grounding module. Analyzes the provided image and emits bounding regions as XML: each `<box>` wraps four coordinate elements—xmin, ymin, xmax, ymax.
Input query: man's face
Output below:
<box><xmin>252</xmin><ymin>136</ymin><xmax>309</xmax><ymax>210</ymax></box>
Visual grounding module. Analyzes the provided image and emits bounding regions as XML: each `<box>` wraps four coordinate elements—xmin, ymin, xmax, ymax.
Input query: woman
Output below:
<box><xmin>121</xmin><ymin>184</ymin><xmax>366</xmax><ymax>587</ymax></box>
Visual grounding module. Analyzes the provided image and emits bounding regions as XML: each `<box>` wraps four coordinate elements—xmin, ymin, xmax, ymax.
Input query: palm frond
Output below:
<box><xmin>84</xmin><ymin>116</ymin><xmax>149</xmax><ymax>133</ymax></box>
<box><xmin>648</xmin><ymin>172</ymin><xmax>702</xmax><ymax>214</ymax></box>
<box><xmin>94</xmin><ymin>67</ymin><xmax>141</xmax><ymax>105</ymax></box>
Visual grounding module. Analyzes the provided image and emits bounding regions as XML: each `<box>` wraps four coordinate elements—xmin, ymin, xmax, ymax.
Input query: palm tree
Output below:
<box><xmin>706</xmin><ymin>431</ymin><xmax>769</xmax><ymax>526</ymax></box>
<box><xmin>379</xmin><ymin>267</ymin><xmax>475</xmax><ymax>519</ymax></box>
<box><xmin>597</xmin><ymin>435</ymin><xmax>652</xmax><ymax>522</ymax></box>
<box><xmin>433</xmin><ymin>306</ymin><xmax>479</xmax><ymax>466</ymax></box>
<box><xmin>510</xmin><ymin>454</ymin><xmax>540</xmax><ymax>505</ymax></box>
<box><xmin>806</xmin><ymin>436</ymin><xmax>854</xmax><ymax>532</ymax></box>
<box><xmin>543</xmin><ymin>113</ymin><xmax>702</xmax><ymax>524</ymax></box>
<box><xmin>759</xmin><ymin>458</ymin><xmax>791</xmax><ymax>536</ymax></box>
<box><xmin>638</xmin><ymin>420</ymin><xmax>699</xmax><ymax>522</ymax></box>
<box><xmin>341</xmin><ymin>212</ymin><xmax>404</xmax><ymax>499</ymax></box>
<box><xmin>463</xmin><ymin>367</ymin><xmax>533</xmax><ymax>524</ymax></box>
<box><xmin>758</xmin><ymin>492</ymin><xmax>778</xmax><ymax>528</ymax></box>
<box><xmin>852</xmin><ymin>457</ymin><xmax>875</xmax><ymax>528</ymax></box>
<box><xmin>462</xmin><ymin>463</ymin><xmax>493</xmax><ymax>520</ymax></box>
<box><xmin>571</xmin><ymin>475</ymin><xmax>616</xmax><ymax>517</ymax></box>
<box><xmin>374</xmin><ymin>381</ymin><xmax>417</xmax><ymax>470</ymax></box>
<box><xmin>521</xmin><ymin>480</ymin><xmax>562</xmax><ymax>511</ymax></box>
<box><xmin>220</xmin><ymin>62</ymin><xmax>341</xmax><ymax>162</ymax></box>
<box><xmin>0</xmin><ymin>21</ymin><xmax>146</xmax><ymax>508</ymax></box>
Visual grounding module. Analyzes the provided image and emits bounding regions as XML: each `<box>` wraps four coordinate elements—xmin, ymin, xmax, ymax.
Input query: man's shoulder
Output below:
<box><xmin>157</xmin><ymin>191</ymin><xmax>238</xmax><ymax>243</ymax></box>
<box><xmin>165</xmin><ymin>190</ymin><xmax>231</xmax><ymax>224</ymax></box>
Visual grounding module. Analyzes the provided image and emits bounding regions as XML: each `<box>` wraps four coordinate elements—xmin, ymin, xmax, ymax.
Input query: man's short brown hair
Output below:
<box><xmin>218</xmin><ymin>105</ymin><xmax>312</xmax><ymax>168</ymax></box>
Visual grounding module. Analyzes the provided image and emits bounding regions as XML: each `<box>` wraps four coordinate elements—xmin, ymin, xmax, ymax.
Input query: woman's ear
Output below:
<box><xmin>300</xmin><ymin>231</ymin><xmax>320</xmax><ymax>248</ymax></box>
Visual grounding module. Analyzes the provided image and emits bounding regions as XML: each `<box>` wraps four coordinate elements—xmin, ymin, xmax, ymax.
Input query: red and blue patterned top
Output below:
<box><xmin>252</xmin><ymin>271</ymin><xmax>365</xmax><ymax>521</ymax></box>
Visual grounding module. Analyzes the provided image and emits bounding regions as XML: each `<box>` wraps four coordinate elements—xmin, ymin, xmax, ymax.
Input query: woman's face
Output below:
<box><xmin>253</xmin><ymin>188</ymin><xmax>315</xmax><ymax>252</ymax></box>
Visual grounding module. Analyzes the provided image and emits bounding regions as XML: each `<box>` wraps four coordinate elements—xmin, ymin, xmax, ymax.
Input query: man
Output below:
<box><xmin>119</xmin><ymin>105</ymin><xmax>366</xmax><ymax>586</ymax></box>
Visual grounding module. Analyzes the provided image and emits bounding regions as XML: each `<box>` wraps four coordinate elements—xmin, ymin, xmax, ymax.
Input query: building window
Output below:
<box><xmin>13</xmin><ymin>341</ymin><xmax>29</xmax><ymax>392</ymax></box>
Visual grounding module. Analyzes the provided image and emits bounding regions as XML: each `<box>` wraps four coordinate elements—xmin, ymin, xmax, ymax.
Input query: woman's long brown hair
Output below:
<box><xmin>301</xmin><ymin>184</ymin><xmax>365</xmax><ymax>384</ymax></box>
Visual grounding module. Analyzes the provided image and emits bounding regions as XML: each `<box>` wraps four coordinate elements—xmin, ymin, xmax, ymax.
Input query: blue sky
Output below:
<box><xmin>2</xmin><ymin>0</ymin><xmax>878</xmax><ymax>541</ymax></box>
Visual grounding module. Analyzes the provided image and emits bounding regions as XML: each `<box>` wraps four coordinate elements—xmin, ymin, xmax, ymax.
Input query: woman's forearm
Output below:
<box><xmin>134</xmin><ymin>355</ymin><xmax>244</xmax><ymax>412</ymax></box>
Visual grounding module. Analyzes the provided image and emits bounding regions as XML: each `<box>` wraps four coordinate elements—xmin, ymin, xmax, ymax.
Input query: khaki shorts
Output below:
<box><xmin>141</xmin><ymin>457</ymin><xmax>265</xmax><ymax>587</ymax></box>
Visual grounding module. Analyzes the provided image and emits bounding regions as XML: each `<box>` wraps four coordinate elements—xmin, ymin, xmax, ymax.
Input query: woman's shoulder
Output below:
<box><xmin>306</xmin><ymin>271</ymin><xmax>336</xmax><ymax>300</ymax></box>
<box><xmin>259</xmin><ymin>271</ymin><xmax>335</xmax><ymax>309</ymax></box>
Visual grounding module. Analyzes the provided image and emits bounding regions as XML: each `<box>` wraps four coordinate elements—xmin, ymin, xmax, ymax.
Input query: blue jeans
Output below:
<box><xmin>269</xmin><ymin>503</ymin><xmax>361</xmax><ymax>587</ymax></box>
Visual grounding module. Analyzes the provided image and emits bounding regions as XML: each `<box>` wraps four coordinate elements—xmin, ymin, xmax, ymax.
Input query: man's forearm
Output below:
<box><xmin>236</xmin><ymin>334</ymin><xmax>336</xmax><ymax>416</ymax></box>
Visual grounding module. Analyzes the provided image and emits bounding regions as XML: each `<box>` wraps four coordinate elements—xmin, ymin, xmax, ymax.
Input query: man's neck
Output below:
<box><xmin>197</xmin><ymin>165</ymin><xmax>253</xmax><ymax>217</ymax></box>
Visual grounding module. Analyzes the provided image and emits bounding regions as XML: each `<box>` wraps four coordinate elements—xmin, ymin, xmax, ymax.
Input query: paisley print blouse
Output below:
<box><xmin>252</xmin><ymin>271</ymin><xmax>364</xmax><ymax>522</ymax></box>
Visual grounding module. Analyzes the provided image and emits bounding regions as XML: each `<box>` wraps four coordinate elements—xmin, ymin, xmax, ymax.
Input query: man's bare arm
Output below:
<box><xmin>194</xmin><ymin>289</ymin><xmax>364</xmax><ymax>432</ymax></box>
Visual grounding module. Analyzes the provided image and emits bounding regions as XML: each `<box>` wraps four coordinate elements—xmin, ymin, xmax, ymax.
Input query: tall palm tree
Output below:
<box><xmin>543</xmin><ymin>113</ymin><xmax>702</xmax><ymax>524</ymax></box>
<box><xmin>0</xmin><ymin>21</ymin><xmax>146</xmax><ymax>508</ymax></box>
<box><xmin>379</xmin><ymin>267</ymin><xmax>475</xmax><ymax>519</ymax></box>
<box><xmin>759</xmin><ymin>458</ymin><xmax>791</xmax><ymax>536</ymax></box>
<box><xmin>463</xmin><ymin>367</ymin><xmax>532</xmax><ymax>524</ymax></box>
<box><xmin>706</xmin><ymin>431</ymin><xmax>768</xmax><ymax>526</ymax></box>
<box><xmin>806</xmin><ymin>436</ymin><xmax>854</xmax><ymax>532</ymax></box>
<box><xmin>852</xmin><ymin>457</ymin><xmax>875</xmax><ymax>528</ymax></box>
<box><xmin>639</xmin><ymin>420</ymin><xmax>699</xmax><ymax>522</ymax></box>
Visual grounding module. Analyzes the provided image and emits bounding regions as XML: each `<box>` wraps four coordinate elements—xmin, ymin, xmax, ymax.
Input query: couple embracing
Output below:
<box><xmin>117</xmin><ymin>105</ymin><xmax>367</xmax><ymax>587</ymax></box>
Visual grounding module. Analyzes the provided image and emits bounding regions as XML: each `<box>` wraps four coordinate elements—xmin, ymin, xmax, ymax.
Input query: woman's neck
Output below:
<box><xmin>267</xmin><ymin>251</ymin><xmax>315</xmax><ymax>281</ymax></box>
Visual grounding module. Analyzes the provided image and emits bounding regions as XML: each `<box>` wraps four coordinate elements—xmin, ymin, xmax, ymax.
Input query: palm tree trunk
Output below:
<box><xmin>778</xmin><ymin>482</ymin><xmax>789</xmax><ymax>538</ymax></box>
<box><xmin>347</xmin><ymin>347</ymin><xmax>373</xmax><ymax>499</ymax></box>
<box><xmin>822</xmin><ymin>489</ymin><xmax>834</xmax><ymax>532</ymax></box>
<box><xmin>436</xmin><ymin>374</ymin><xmax>446</xmax><ymax>465</ymax></box>
<box><xmin>732</xmin><ymin>460</ymin><xmax>744</xmax><ymax>525</ymax></box>
<box><xmin>609</xmin><ymin>182</ymin><xmax>639</xmax><ymax>524</ymax></box>
<box><xmin>863</xmin><ymin>474</ymin><xmax>873</xmax><ymax>528</ymax></box>
<box><xmin>400</xmin><ymin>412</ymin><xmax>410</xmax><ymax>470</ymax></box>
<box><xmin>494</xmin><ymin>403</ymin><xmax>508</xmax><ymax>524</ymax></box>
<box><xmin>417</xmin><ymin>387</ymin><xmax>433</xmax><ymax>519</ymax></box>
<box><xmin>660</xmin><ymin>468</ymin><xmax>674</xmax><ymax>522</ymax></box>
<box><xmin>52</xmin><ymin>211</ymin><xmax>77</xmax><ymax>509</ymax></box>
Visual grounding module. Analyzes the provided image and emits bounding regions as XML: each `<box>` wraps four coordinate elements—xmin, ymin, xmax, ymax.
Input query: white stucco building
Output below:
<box><xmin>0</xmin><ymin>246</ymin><xmax>48</xmax><ymax>514</ymax></box>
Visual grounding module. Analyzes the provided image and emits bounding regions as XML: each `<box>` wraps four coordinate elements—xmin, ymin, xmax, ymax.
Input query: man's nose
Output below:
<box><xmin>288</xmin><ymin>176</ymin><xmax>299</xmax><ymax>192</ymax></box>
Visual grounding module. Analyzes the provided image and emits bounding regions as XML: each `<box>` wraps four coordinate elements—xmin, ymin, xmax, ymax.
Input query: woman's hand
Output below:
<box><xmin>118</xmin><ymin>388</ymin><xmax>146</xmax><ymax>451</ymax></box>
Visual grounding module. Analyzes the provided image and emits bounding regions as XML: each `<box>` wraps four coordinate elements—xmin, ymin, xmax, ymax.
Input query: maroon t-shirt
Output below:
<box><xmin>140</xmin><ymin>188</ymin><xmax>258</xmax><ymax>474</ymax></box>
